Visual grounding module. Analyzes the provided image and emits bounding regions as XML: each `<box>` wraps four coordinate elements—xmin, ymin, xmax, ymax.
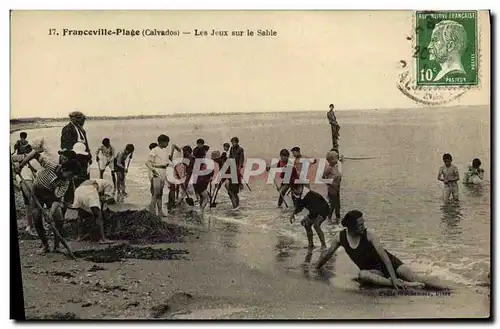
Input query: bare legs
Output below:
<box><xmin>198</xmin><ymin>190</ymin><xmax>209</xmax><ymax>216</ymax></box>
<box><xmin>149</xmin><ymin>177</ymin><xmax>166</xmax><ymax>216</ymax></box>
<box><xmin>302</xmin><ymin>215</ymin><xmax>327</xmax><ymax>250</ymax></box>
<box><xmin>116</xmin><ymin>171</ymin><xmax>125</xmax><ymax>202</ymax></box>
<box><xmin>357</xmin><ymin>266</ymin><xmax>449</xmax><ymax>290</ymax></box>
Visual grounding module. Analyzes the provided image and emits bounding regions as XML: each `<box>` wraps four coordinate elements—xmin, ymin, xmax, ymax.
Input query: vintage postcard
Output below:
<box><xmin>10</xmin><ymin>10</ymin><xmax>490</xmax><ymax>320</ymax></box>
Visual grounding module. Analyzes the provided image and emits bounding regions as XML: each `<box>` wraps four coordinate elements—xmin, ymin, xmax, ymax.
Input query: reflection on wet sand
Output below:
<box><xmin>275</xmin><ymin>234</ymin><xmax>296</xmax><ymax>263</ymax></box>
<box><xmin>212</xmin><ymin>221</ymin><xmax>240</xmax><ymax>249</ymax></box>
<box><xmin>440</xmin><ymin>201</ymin><xmax>463</xmax><ymax>236</ymax></box>
<box><xmin>463</xmin><ymin>183</ymin><xmax>486</xmax><ymax>198</ymax></box>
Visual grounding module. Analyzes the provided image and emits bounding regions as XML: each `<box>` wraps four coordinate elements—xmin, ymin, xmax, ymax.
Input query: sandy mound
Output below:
<box><xmin>64</xmin><ymin>209</ymin><xmax>192</xmax><ymax>243</ymax></box>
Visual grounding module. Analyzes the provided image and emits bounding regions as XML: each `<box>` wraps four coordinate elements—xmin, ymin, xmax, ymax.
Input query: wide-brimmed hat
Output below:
<box><xmin>73</xmin><ymin>142</ymin><xmax>88</xmax><ymax>156</ymax></box>
<box><xmin>69</xmin><ymin>111</ymin><xmax>86</xmax><ymax>119</ymax></box>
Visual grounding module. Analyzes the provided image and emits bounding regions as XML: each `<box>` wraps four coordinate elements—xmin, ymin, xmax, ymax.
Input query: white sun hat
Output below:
<box><xmin>73</xmin><ymin>142</ymin><xmax>88</xmax><ymax>156</ymax></box>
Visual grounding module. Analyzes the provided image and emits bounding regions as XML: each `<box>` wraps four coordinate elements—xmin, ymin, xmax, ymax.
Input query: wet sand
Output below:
<box><xmin>17</xmin><ymin>208</ymin><xmax>490</xmax><ymax>320</ymax></box>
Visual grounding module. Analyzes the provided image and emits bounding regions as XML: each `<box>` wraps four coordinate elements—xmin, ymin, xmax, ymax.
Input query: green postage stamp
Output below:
<box><xmin>415</xmin><ymin>11</ymin><xmax>478</xmax><ymax>86</ymax></box>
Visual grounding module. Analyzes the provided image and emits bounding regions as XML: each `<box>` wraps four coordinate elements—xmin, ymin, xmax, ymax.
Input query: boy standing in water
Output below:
<box><xmin>95</xmin><ymin>138</ymin><xmax>116</xmax><ymax>188</ymax></box>
<box><xmin>226</xmin><ymin>137</ymin><xmax>245</xmax><ymax>210</ymax></box>
<box><xmin>268</xmin><ymin>149</ymin><xmax>299</xmax><ymax>208</ymax></box>
<box><xmin>327</xmin><ymin>104</ymin><xmax>340</xmax><ymax>151</ymax></box>
<box><xmin>193</xmin><ymin>138</ymin><xmax>210</xmax><ymax>159</ymax></box>
<box><xmin>291</xmin><ymin>147</ymin><xmax>316</xmax><ymax>187</ymax></box>
<box><xmin>114</xmin><ymin>144</ymin><xmax>135</xmax><ymax>202</ymax></box>
<box><xmin>322</xmin><ymin>150</ymin><xmax>342</xmax><ymax>223</ymax></box>
<box><xmin>290</xmin><ymin>183</ymin><xmax>330</xmax><ymax>250</ymax></box>
<box><xmin>437</xmin><ymin>153</ymin><xmax>460</xmax><ymax>202</ymax></box>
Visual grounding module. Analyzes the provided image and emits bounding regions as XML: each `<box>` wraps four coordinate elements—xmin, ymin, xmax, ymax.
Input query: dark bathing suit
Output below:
<box><xmin>294</xmin><ymin>190</ymin><xmax>330</xmax><ymax>226</ymax></box>
<box><xmin>339</xmin><ymin>229</ymin><xmax>403</xmax><ymax>278</ymax></box>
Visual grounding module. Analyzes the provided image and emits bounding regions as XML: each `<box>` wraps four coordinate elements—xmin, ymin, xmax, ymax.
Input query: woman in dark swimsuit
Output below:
<box><xmin>315</xmin><ymin>210</ymin><xmax>448</xmax><ymax>290</ymax></box>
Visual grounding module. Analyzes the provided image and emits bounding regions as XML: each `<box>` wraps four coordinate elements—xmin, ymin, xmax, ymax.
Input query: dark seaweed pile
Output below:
<box><xmin>73</xmin><ymin>243</ymin><xmax>189</xmax><ymax>263</ymax></box>
<box><xmin>65</xmin><ymin>209</ymin><xmax>192</xmax><ymax>244</ymax></box>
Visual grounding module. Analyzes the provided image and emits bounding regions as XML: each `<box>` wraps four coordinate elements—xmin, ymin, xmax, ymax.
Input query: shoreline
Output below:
<box><xmin>16</xmin><ymin>209</ymin><xmax>490</xmax><ymax>320</ymax></box>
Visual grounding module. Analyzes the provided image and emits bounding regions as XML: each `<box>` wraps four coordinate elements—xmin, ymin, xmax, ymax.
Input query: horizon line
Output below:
<box><xmin>10</xmin><ymin>104</ymin><xmax>488</xmax><ymax>122</ymax></box>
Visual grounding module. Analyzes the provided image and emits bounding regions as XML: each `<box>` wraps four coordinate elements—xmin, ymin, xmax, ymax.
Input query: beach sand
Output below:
<box><xmin>15</xmin><ymin>196</ymin><xmax>490</xmax><ymax>320</ymax></box>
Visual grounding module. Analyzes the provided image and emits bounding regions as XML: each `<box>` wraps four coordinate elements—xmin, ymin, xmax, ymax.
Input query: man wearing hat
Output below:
<box><xmin>60</xmin><ymin>111</ymin><xmax>91</xmax><ymax>162</ymax></box>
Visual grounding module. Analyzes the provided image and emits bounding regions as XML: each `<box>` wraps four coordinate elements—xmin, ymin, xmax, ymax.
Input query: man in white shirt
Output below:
<box><xmin>73</xmin><ymin>178</ymin><xmax>114</xmax><ymax>244</ymax></box>
<box><xmin>146</xmin><ymin>134</ymin><xmax>179</xmax><ymax>216</ymax></box>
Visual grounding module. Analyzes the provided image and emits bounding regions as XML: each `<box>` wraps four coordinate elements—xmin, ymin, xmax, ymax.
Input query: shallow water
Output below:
<box><xmin>12</xmin><ymin>106</ymin><xmax>491</xmax><ymax>287</ymax></box>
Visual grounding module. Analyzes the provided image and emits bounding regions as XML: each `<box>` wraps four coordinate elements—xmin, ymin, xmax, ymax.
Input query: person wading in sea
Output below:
<box><xmin>327</xmin><ymin>104</ymin><xmax>340</xmax><ymax>152</ymax></box>
<box><xmin>315</xmin><ymin>210</ymin><xmax>449</xmax><ymax>290</ymax></box>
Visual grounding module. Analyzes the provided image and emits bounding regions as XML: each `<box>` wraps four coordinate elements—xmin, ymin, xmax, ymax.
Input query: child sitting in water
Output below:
<box><xmin>437</xmin><ymin>153</ymin><xmax>460</xmax><ymax>202</ymax></box>
<box><xmin>463</xmin><ymin>158</ymin><xmax>484</xmax><ymax>185</ymax></box>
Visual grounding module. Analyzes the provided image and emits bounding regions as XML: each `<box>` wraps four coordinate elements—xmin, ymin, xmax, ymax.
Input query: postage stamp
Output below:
<box><xmin>415</xmin><ymin>11</ymin><xmax>478</xmax><ymax>86</ymax></box>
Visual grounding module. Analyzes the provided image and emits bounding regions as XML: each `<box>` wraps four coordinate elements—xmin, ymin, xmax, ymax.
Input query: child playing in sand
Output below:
<box><xmin>437</xmin><ymin>153</ymin><xmax>460</xmax><ymax>202</ymax></box>
<box><xmin>114</xmin><ymin>144</ymin><xmax>135</xmax><ymax>203</ymax></box>
<box><xmin>463</xmin><ymin>158</ymin><xmax>485</xmax><ymax>185</ymax></box>
<box><xmin>290</xmin><ymin>183</ymin><xmax>330</xmax><ymax>250</ymax></box>
<box><xmin>17</xmin><ymin>150</ymin><xmax>80</xmax><ymax>254</ymax></box>
<box><xmin>146</xmin><ymin>135</ymin><xmax>172</xmax><ymax>216</ymax></box>
<box><xmin>95</xmin><ymin>138</ymin><xmax>116</xmax><ymax>189</ymax></box>
<box><xmin>73</xmin><ymin>178</ymin><xmax>114</xmax><ymax>244</ymax></box>
<box><xmin>174</xmin><ymin>145</ymin><xmax>198</xmax><ymax>207</ymax></box>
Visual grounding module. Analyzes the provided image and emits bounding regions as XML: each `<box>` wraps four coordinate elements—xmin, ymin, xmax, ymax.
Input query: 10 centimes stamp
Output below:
<box><xmin>415</xmin><ymin>11</ymin><xmax>478</xmax><ymax>86</ymax></box>
<box><xmin>397</xmin><ymin>10</ymin><xmax>479</xmax><ymax>105</ymax></box>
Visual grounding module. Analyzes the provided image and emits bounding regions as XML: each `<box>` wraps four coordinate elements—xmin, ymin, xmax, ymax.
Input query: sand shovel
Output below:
<box><xmin>273</xmin><ymin>178</ymin><xmax>289</xmax><ymax>208</ymax></box>
<box><xmin>210</xmin><ymin>181</ymin><xmax>222</xmax><ymax>208</ymax></box>
<box><xmin>208</xmin><ymin>179</ymin><xmax>213</xmax><ymax>201</ymax></box>
<box><xmin>17</xmin><ymin>175</ymin><xmax>77</xmax><ymax>260</ymax></box>
<box><xmin>172</xmin><ymin>166</ymin><xmax>194</xmax><ymax>207</ymax></box>
<box><xmin>122</xmin><ymin>155</ymin><xmax>132</xmax><ymax>196</ymax></box>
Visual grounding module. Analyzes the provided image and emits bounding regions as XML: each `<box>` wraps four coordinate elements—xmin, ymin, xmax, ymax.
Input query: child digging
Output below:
<box><xmin>95</xmin><ymin>138</ymin><xmax>116</xmax><ymax>189</ymax></box>
<box><xmin>114</xmin><ymin>144</ymin><xmax>135</xmax><ymax>203</ymax></box>
<box><xmin>290</xmin><ymin>183</ymin><xmax>330</xmax><ymax>250</ymax></box>
<box><xmin>146</xmin><ymin>135</ymin><xmax>171</xmax><ymax>216</ymax></box>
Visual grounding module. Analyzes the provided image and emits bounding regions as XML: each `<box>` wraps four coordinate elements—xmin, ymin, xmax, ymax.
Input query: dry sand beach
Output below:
<box><xmin>11</xmin><ymin>107</ymin><xmax>491</xmax><ymax>319</ymax></box>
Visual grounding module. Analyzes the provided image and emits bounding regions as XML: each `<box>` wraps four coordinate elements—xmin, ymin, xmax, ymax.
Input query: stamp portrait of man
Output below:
<box><xmin>427</xmin><ymin>20</ymin><xmax>468</xmax><ymax>82</ymax></box>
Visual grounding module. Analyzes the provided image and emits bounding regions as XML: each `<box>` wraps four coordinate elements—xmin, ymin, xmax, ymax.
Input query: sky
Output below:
<box><xmin>10</xmin><ymin>10</ymin><xmax>490</xmax><ymax>118</ymax></box>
